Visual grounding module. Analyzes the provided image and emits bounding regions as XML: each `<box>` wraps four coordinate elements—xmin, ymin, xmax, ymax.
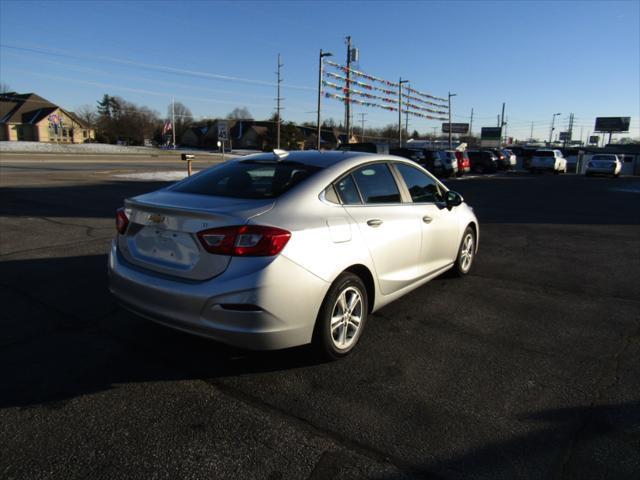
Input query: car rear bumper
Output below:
<box><xmin>108</xmin><ymin>241</ymin><xmax>330</xmax><ymax>350</ymax></box>
<box><xmin>586</xmin><ymin>167</ymin><xmax>617</xmax><ymax>174</ymax></box>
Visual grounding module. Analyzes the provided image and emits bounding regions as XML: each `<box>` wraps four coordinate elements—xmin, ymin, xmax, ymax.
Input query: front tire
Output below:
<box><xmin>451</xmin><ymin>227</ymin><xmax>476</xmax><ymax>277</ymax></box>
<box><xmin>313</xmin><ymin>272</ymin><xmax>368</xmax><ymax>360</ymax></box>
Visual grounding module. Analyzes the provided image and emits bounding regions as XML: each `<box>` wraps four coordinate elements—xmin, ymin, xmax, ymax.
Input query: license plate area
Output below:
<box><xmin>132</xmin><ymin>226</ymin><xmax>200</xmax><ymax>269</ymax></box>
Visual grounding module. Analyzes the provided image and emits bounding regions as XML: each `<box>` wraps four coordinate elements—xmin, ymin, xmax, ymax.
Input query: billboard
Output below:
<box><xmin>480</xmin><ymin>127</ymin><xmax>501</xmax><ymax>140</ymax></box>
<box><xmin>594</xmin><ymin>117</ymin><xmax>630</xmax><ymax>132</ymax></box>
<box><xmin>442</xmin><ymin>123</ymin><xmax>469</xmax><ymax>134</ymax></box>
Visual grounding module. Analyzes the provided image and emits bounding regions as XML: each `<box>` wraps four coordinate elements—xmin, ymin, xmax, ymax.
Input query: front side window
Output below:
<box><xmin>351</xmin><ymin>163</ymin><xmax>401</xmax><ymax>204</ymax></box>
<box><xmin>396</xmin><ymin>163</ymin><xmax>442</xmax><ymax>203</ymax></box>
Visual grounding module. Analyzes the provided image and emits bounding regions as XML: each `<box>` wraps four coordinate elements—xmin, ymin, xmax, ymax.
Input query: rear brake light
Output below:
<box><xmin>116</xmin><ymin>207</ymin><xmax>129</xmax><ymax>234</ymax></box>
<box><xmin>197</xmin><ymin>225</ymin><xmax>291</xmax><ymax>256</ymax></box>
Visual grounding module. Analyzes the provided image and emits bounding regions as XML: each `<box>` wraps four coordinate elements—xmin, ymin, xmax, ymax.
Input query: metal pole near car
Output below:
<box><xmin>317</xmin><ymin>49</ymin><xmax>333</xmax><ymax>150</ymax></box>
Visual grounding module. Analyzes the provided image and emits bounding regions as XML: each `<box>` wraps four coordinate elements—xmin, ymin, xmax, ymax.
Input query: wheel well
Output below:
<box><xmin>344</xmin><ymin>264</ymin><xmax>375</xmax><ymax>313</ymax></box>
<box><xmin>467</xmin><ymin>222</ymin><xmax>478</xmax><ymax>252</ymax></box>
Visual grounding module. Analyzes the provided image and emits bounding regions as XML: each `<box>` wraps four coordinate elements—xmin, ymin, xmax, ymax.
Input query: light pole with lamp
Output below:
<box><xmin>549</xmin><ymin>113</ymin><xmax>562</xmax><ymax>145</ymax></box>
<box><xmin>317</xmin><ymin>49</ymin><xmax>333</xmax><ymax>150</ymax></box>
<box><xmin>448</xmin><ymin>92</ymin><xmax>457</xmax><ymax>149</ymax></box>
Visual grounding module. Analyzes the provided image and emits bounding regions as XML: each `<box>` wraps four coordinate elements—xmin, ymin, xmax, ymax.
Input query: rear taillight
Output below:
<box><xmin>197</xmin><ymin>225</ymin><xmax>291</xmax><ymax>257</ymax></box>
<box><xmin>116</xmin><ymin>207</ymin><xmax>129</xmax><ymax>234</ymax></box>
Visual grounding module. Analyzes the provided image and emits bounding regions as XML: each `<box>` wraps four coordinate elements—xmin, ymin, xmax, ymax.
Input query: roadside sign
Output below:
<box><xmin>559</xmin><ymin>132</ymin><xmax>570</xmax><ymax>141</ymax></box>
<box><xmin>594</xmin><ymin>117</ymin><xmax>630</xmax><ymax>133</ymax></box>
<box><xmin>589</xmin><ymin>135</ymin><xmax>600</xmax><ymax>144</ymax></box>
<box><xmin>217</xmin><ymin>121</ymin><xmax>229</xmax><ymax>141</ymax></box>
<box><xmin>442</xmin><ymin>123</ymin><xmax>469</xmax><ymax>134</ymax></box>
<box><xmin>481</xmin><ymin>127</ymin><xmax>501</xmax><ymax>140</ymax></box>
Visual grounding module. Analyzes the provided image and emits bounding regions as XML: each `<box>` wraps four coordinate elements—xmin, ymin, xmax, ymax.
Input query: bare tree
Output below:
<box><xmin>226</xmin><ymin>107</ymin><xmax>253</xmax><ymax>120</ymax></box>
<box><xmin>76</xmin><ymin>104</ymin><xmax>97</xmax><ymax>127</ymax></box>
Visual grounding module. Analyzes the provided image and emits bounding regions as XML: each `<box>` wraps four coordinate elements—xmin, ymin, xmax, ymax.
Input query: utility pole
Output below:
<box><xmin>500</xmin><ymin>102</ymin><xmax>505</xmax><ymax>146</ymax></box>
<box><xmin>549</xmin><ymin>112</ymin><xmax>561</xmax><ymax>145</ymax></box>
<box><xmin>504</xmin><ymin>116</ymin><xmax>508</xmax><ymax>144</ymax></box>
<box><xmin>359</xmin><ymin>112</ymin><xmax>367</xmax><ymax>142</ymax></box>
<box><xmin>171</xmin><ymin>96</ymin><xmax>176</xmax><ymax>148</ymax></box>
<box><xmin>275</xmin><ymin>53</ymin><xmax>283</xmax><ymax>149</ymax></box>
<box><xmin>405</xmin><ymin>111</ymin><xmax>409</xmax><ymax>141</ymax></box>
<box><xmin>469</xmin><ymin>108</ymin><xmax>474</xmax><ymax>136</ymax></box>
<box><xmin>316</xmin><ymin>49</ymin><xmax>333</xmax><ymax>150</ymax></box>
<box><xmin>530</xmin><ymin>121</ymin><xmax>534</xmax><ymax>141</ymax></box>
<box><xmin>448</xmin><ymin>91</ymin><xmax>457</xmax><ymax>149</ymax></box>
<box><xmin>345</xmin><ymin>36</ymin><xmax>351</xmax><ymax>142</ymax></box>
<box><xmin>398</xmin><ymin>78</ymin><xmax>409</xmax><ymax>147</ymax></box>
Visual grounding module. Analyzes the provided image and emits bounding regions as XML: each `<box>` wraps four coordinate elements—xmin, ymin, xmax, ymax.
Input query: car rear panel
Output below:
<box><xmin>118</xmin><ymin>191</ymin><xmax>275</xmax><ymax>281</ymax></box>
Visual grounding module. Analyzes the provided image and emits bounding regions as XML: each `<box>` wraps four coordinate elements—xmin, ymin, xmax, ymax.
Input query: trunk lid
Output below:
<box><xmin>118</xmin><ymin>190</ymin><xmax>274</xmax><ymax>280</ymax></box>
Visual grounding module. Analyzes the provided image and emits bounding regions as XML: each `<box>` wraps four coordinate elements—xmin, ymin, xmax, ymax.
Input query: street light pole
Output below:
<box><xmin>316</xmin><ymin>49</ymin><xmax>332</xmax><ymax>150</ymax></box>
<box><xmin>448</xmin><ymin>92</ymin><xmax>457</xmax><ymax>149</ymax></box>
<box><xmin>549</xmin><ymin>112</ymin><xmax>561</xmax><ymax>145</ymax></box>
<box><xmin>398</xmin><ymin>78</ymin><xmax>409</xmax><ymax>147</ymax></box>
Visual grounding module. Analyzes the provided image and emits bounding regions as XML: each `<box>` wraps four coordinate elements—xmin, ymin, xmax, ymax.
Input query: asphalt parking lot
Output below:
<box><xmin>1</xmin><ymin>156</ymin><xmax>639</xmax><ymax>480</ymax></box>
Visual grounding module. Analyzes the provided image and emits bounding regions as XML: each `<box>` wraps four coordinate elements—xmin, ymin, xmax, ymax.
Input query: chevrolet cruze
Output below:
<box><xmin>108</xmin><ymin>150</ymin><xmax>479</xmax><ymax>359</ymax></box>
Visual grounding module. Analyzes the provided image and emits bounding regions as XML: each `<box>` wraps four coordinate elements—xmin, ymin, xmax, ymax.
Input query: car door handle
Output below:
<box><xmin>366</xmin><ymin>219</ymin><xmax>383</xmax><ymax>227</ymax></box>
<box><xmin>422</xmin><ymin>216</ymin><xmax>433</xmax><ymax>224</ymax></box>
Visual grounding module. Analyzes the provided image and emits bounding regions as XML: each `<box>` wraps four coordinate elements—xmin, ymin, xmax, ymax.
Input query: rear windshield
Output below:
<box><xmin>171</xmin><ymin>160</ymin><xmax>321</xmax><ymax>199</ymax></box>
<box><xmin>534</xmin><ymin>151</ymin><xmax>555</xmax><ymax>157</ymax></box>
<box><xmin>591</xmin><ymin>155</ymin><xmax>615</xmax><ymax>161</ymax></box>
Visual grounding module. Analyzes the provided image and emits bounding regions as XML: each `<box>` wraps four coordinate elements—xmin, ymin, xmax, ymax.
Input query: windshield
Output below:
<box><xmin>171</xmin><ymin>160</ymin><xmax>322</xmax><ymax>199</ymax></box>
<box><xmin>591</xmin><ymin>155</ymin><xmax>615</xmax><ymax>161</ymax></box>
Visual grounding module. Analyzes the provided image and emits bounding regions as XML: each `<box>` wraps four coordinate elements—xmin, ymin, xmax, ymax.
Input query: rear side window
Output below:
<box><xmin>396</xmin><ymin>163</ymin><xmax>441</xmax><ymax>203</ymax></box>
<box><xmin>335</xmin><ymin>175</ymin><xmax>361</xmax><ymax>205</ymax></box>
<box><xmin>171</xmin><ymin>160</ymin><xmax>321</xmax><ymax>199</ymax></box>
<box><xmin>352</xmin><ymin>163</ymin><xmax>401</xmax><ymax>204</ymax></box>
<box><xmin>534</xmin><ymin>151</ymin><xmax>555</xmax><ymax>157</ymax></box>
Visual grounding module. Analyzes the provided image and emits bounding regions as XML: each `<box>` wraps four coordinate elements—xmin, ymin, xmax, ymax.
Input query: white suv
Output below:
<box><xmin>529</xmin><ymin>149</ymin><xmax>567</xmax><ymax>174</ymax></box>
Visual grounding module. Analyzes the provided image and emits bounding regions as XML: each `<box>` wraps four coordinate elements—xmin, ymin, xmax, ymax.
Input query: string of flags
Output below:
<box><xmin>322</xmin><ymin>62</ymin><xmax>449</xmax><ymax>121</ymax></box>
<box><xmin>325</xmin><ymin>59</ymin><xmax>448</xmax><ymax>105</ymax></box>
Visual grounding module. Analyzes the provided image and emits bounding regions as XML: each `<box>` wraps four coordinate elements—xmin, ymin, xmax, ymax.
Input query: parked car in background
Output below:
<box><xmin>467</xmin><ymin>150</ymin><xmax>498</xmax><ymax>173</ymax></box>
<box><xmin>501</xmin><ymin>149</ymin><xmax>517</xmax><ymax>169</ymax></box>
<box><xmin>338</xmin><ymin>142</ymin><xmax>390</xmax><ymax>154</ymax></box>
<box><xmin>414</xmin><ymin>150</ymin><xmax>445</xmax><ymax>177</ymax></box>
<box><xmin>585</xmin><ymin>154</ymin><xmax>622</xmax><ymax>177</ymax></box>
<box><xmin>108</xmin><ymin>150</ymin><xmax>479</xmax><ymax>359</ymax></box>
<box><xmin>435</xmin><ymin>150</ymin><xmax>459</xmax><ymax>177</ymax></box>
<box><xmin>529</xmin><ymin>149</ymin><xmax>567</xmax><ymax>174</ymax></box>
<box><xmin>454</xmin><ymin>150</ymin><xmax>471</xmax><ymax>176</ymax></box>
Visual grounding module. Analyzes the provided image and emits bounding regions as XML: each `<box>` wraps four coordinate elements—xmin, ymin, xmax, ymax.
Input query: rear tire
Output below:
<box><xmin>312</xmin><ymin>273</ymin><xmax>368</xmax><ymax>360</ymax></box>
<box><xmin>451</xmin><ymin>226</ymin><xmax>476</xmax><ymax>277</ymax></box>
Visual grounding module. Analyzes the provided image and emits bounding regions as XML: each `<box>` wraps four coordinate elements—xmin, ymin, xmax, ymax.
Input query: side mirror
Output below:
<box><xmin>445</xmin><ymin>191</ymin><xmax>463</xmax><ymax>210</ymax></box>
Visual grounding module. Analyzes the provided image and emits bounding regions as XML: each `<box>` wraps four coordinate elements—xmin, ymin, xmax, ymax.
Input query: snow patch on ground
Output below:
<box><xmin>0</xmin><ymin>141</ymin><xmax>156</xmax><ymax>154</ymax></box>
<box><xmin>112</xmin><ymin>171</ymin><xmax>195</xmax><ymax>181</ymax></box>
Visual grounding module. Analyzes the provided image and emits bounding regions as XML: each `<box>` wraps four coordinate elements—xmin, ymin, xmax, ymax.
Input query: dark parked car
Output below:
<box><xmin>467</xmin><ymin>150</ymin><xmax>498</xmax><ymax>173</ymax></box>
<box><xmin>484</xmin><ymin>148</ymin><xmax>511</xmax><ymax>170</ymax></box>
<box><xmin>337</xmin><ymin>142</ymin><xmax>390</xmax><ymax>154</ymax></box>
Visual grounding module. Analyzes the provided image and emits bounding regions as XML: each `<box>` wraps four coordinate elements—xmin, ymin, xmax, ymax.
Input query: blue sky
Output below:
<box><xmin>1</xmin><ymin>0</ymin><xmax>638</xmax><ymax>141</ymax></box>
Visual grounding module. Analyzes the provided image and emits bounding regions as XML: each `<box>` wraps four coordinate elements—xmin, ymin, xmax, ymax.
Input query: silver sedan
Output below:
<box><xmin>108</xmin><ymin>150</ymin><xmax>479</xmax><ymax>359</ymax></box>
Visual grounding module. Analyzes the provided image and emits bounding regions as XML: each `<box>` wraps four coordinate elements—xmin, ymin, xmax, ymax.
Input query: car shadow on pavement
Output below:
<box><xmin>0</xmin><ymin>181</ymin><xmax>171</xmax><ymax>218</ymax></box>
<box><xmin>0</xmin><ymin>253</ymin><xmax>325</xmax><ymax>410</ymax></box>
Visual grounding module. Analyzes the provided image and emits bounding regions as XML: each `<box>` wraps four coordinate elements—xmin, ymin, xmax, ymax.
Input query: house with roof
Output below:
<box><xmin>0</xmin><ymin>92</ymin><xmax>94</xmax><ymax>143</ymax></box>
